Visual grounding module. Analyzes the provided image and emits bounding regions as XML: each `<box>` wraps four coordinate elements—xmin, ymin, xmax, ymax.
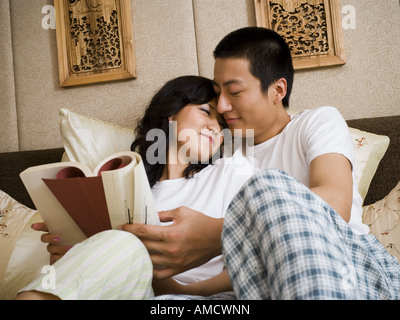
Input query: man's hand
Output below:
<box><xmin>120</xmin><ymin>207</ymin><xmax>223</xmax><ymax>280</ymax></box>
<box><xmin>31</xmin><ymin>222</ymin><xmax>72</xmax><ymax>265</ymax></box>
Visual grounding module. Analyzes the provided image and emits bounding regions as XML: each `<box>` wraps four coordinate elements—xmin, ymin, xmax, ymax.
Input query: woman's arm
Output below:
<box><xmin>121</xmin><ymin>207</ymin><xmax>224</xmax><ymax>280</ymax></box>
<box><xmin>153</xmin><ymin>270</ymin><xmax>232</xmax><ymax>297</ymax></box>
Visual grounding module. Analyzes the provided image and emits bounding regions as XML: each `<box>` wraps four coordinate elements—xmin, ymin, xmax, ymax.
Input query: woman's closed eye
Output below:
<box><xmin>200</xmin><ymin>106</ymin><xmax>211</xmax><ymax>115</ymax></box>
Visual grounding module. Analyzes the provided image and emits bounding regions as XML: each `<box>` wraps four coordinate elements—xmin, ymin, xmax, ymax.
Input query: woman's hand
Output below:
<box><xmin>31</xmin><ymin>222</ymin><xmax>72</xmax><ymax>264</ymax></box>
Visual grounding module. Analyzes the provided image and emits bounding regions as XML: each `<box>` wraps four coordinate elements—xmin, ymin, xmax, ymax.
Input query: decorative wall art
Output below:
<box><xmin>254</xmin><ymin>0</ymin><xmax>346</xmax><ymax>70</ymax></box>
<box><xmin>55</xmin><ymin>0</ymin><xmax>136</xmax><ymax>87</ymax></box>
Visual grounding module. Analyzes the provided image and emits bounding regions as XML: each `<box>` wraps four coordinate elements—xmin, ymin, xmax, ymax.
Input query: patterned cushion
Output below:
<box><xmin>0</xmin><ymin>190</ymin><xmax>48</xmax><ymax>299</ymax></box>
<box><xmin>362</xmin><ymin>181</ymin><xmax>400</xmax><ymax>262</ymax></box>
<box><xmin>349</xmin><ymin>128</ymin><xmax>390</xmax><ymax>202</ymax></box>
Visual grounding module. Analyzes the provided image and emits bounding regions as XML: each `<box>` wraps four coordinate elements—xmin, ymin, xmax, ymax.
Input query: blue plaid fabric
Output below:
<box><xmin>222</xmin><ymin>169</ymin><xmax>400</xmax><ymax>300</ymax></box>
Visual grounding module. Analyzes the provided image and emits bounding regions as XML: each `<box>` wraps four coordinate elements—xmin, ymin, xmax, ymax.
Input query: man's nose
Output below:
<box><xmin>217</xmin><ymin>94</ymin><xmax>232</xmax><ymax>114</ymax></box>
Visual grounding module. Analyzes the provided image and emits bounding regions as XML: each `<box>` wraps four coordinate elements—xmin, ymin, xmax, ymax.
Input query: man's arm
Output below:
<box><xmin>120</xmin><ymin>207</ymin><xmax>224</xmax><ymax>280</ymax></box>
<box><xmin>309</xmin><ymin>153</ymin><xmax>353</xmax><ymax>222</ymax></box>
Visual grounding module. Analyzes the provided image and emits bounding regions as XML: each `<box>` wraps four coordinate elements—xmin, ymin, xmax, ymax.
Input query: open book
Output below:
<box><xmin>20</xmin><ymin>151</ymin><xmax>160</xmax><ymax>245</ymax></box>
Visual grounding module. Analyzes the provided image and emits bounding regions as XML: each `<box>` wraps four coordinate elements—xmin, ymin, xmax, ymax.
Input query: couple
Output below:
<box><xmin>17</xmin><ymin>27</ymin><xmax>400</xmax><ymax>300</ymax></box>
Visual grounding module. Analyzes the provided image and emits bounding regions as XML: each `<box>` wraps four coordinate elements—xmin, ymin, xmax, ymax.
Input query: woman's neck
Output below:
<box><xmin>159</xmin><ymin>148</ymin><xmax>188</xmax><ymax>181</ymax></box>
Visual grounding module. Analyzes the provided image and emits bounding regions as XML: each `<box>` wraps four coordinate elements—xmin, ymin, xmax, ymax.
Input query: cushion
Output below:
<box><xmin>349</xmin><ymin>128</ymin><xmax>390</xmax><ymax>201</ymax></box>
<box><xmin>60</xmin><ymin>108</ymin><xmax>135</xmax><ymax>171</ymax></box>
<box><xmin>0</xmin><ymin>190</ymin><xmax>48</xmax><ymax>300</ymax></box>
<box><xmin>362</xmin><ymin>181</ymin><xmax>400</xmax><ymax>263</ymax></box>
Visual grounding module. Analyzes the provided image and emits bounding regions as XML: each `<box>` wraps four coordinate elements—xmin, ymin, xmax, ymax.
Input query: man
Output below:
<box><xmin>123</xmin><ymin>27</ymin><xmax>400</xmax><ymax>299</ymax></box>
<box><xmin>39</xmin><ymin>27</ymin><xmax>398</xmax><ymax>299</ymax></box>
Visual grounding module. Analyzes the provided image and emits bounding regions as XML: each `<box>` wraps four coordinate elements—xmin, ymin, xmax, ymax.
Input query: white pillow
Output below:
<box><xmin>59</xmin><ymin>108</ymin><xmax>136</xmax><ymax>171</ymax></box>
<box><xmin>349</xmin><ymin>128</ymin><xmax>390</xmax><ymax>201</ymax></box>
<box><xmin>0</xmin><ymin>190</ymin><xmax>48</xmax><ymax>300</ymax></box>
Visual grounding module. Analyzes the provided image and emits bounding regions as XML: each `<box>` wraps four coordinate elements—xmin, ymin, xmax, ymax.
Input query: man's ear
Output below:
<box><xmin>272</xmin><ymin>78</ymin><xmax>288</xmax><ymax>104</ymax></box>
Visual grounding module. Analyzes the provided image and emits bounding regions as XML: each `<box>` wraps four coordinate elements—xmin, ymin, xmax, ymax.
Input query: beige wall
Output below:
<box><xmin>291</xmin><ymin>0</ymin><xmax>400</xmax><ymax>119</ymax></box>
<box><xmin>2</xmin><ymin>0</ymin><xmax>199</xmax><ymax>152</ymax></box>
<box><xmin>0</xmin><ymin>0</ymin><xmax>18</xmax><ymax>152</ymax></box>
<box><xmin>194</xmin><ymin>0</ymin><xmax>400</xmax><ymax>120</ymax></box>
<box><xmin>1</xmin><ymin>0</ymin><xmax>399</xmax><ymax>152</ymax></box>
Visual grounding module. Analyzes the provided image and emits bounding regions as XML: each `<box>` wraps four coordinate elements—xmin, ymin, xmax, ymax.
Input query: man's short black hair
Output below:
<box><xmin>214</xmin><ymin>27</ymin><xmax>294</xmax><ymax>108</ymax></box>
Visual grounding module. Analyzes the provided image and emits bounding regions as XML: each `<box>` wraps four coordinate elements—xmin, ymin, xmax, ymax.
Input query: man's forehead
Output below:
<box><xmin>213</xmin><ymin>58</ymin><xmax>251</xmax><ymax>85</ymax></box>
<box><xmin>212</xmin><ymin>79</ymin><xmax>245</xmax><ymax>88</ymax></box>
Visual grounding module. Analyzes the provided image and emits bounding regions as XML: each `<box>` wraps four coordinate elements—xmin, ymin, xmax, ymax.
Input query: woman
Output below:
<box><xmin>16</xmin><ymin>76</ymin><xmax>254</xmax><ymax>300</ymax></box>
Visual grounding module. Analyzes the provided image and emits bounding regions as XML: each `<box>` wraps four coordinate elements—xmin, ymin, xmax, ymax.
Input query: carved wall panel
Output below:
<box><xmin>55</xmin><ymin>0</ymin><xmax>136</xmax><ymax>87</ymax></box>
<box><xmin>255</xmin><ymin>0</ymin><xmax>345</xmax><ymax>70</ymax></box>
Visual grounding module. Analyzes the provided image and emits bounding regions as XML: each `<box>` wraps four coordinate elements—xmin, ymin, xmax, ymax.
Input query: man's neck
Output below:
<box><xmin>254</xmin><ymin>109</ymin><xmax>291</xmax><ymax>145</ymax></box>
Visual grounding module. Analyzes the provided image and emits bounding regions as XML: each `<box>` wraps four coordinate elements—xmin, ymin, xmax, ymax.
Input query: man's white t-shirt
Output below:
<box><xmin>151</xmin><ymin>160</ymin><xmax>254</xmax><ymax>285</ymax></box>
<box><xmin>235</xmin><ymin>106</ymin><xmax>369</xmax><ymax>235</ymax></box>
<box><xmin>151</xmin><ymin>106</ymin><xmax>368</xmax><ymax>285</ymax></box>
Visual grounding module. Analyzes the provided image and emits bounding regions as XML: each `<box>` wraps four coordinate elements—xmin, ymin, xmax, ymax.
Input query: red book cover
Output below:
<box><xmin>42</xmin><ymin>169</ymin><xmax>111</xmax><ymax>237</ymax></box>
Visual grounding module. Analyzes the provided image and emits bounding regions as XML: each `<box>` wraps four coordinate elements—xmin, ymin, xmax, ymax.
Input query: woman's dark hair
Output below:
<box><xmin>131</xmin><ymin>76</ymin><xmax>220</xmax><ymax>187</ymax></box>
<box><xmin>214</xmin><ymin>27</ymin><xmax>294</xmax><ymax>108</ymax></box>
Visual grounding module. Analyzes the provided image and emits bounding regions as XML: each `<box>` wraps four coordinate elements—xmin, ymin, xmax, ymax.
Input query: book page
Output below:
<box><xmin>133</xmin><ymin>159</ymin><xmax>160</xmax><ymax>225</ymax></box>
<box><xmin>100</xmin><ymin>159</ymin><xmax>135</xmax><ymax>229</ymax></box>
<box><xmin>98</xmin><ymin>152</ymin><xmax>160</xmax><ymax>227</ymax></box>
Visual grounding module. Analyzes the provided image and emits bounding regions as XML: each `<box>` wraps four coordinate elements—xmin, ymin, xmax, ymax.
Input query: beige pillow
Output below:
<box><xmin>0</xmin><ymin>190</ymin><xmax>48</xmax><ymax>300</ymax></box>
<box><xmin>362</xmin><ymin>181</ymin><xmax>400</xmax><ymax>263</ymax></box>
<box><xmin>349</xmin><ymin>128</ymin><xmax>390</xmax><ymax>201</ymax></box>
<box><xmin>59</xmin><ymin>108</ymin><xmax>136</xmax><ymax>171</ymax></box>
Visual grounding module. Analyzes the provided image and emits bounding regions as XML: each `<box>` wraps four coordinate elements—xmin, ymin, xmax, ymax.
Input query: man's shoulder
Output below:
<box><xmin>290</xmin><ymin>106</ymin><xmax>344</xmax><ymax>129</ymax></box>
<box><xmin>292</xmin><ymin>106</ymin><xmax>342</xmax><ymax>120</ymax></box>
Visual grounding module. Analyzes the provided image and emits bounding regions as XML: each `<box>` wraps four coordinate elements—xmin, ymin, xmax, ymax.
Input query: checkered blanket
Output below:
<box><xmin>222</xmin><ymin>169</ymin><xmax>400</xmax><ymax>300</ymax></box>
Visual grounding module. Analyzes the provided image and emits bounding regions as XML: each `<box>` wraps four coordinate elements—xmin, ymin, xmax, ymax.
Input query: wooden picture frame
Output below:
<box><xmin>55</xmin><ymin>0</ymin><xmax>136</xmax><ymax>87</ymax></box>
<box><xmin>254</xmin><ymin>0</ymin><xmax>346</xmax><ymax>70</ymax></box>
